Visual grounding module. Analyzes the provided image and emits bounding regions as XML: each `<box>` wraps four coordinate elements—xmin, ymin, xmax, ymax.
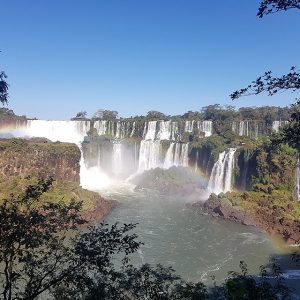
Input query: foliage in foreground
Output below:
<box><xmin>0</xmin><ymin>178</ymin><xmax>294</xmax><ymax>300</ymax></box>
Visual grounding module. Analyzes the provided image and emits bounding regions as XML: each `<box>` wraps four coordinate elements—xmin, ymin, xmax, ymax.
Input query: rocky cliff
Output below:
<box><xmin>0</xmin><ymin>138</ymin><xmax>81</xmax><ymax>182</ymax></box>
<box><xmin>0</xmin><ymin>138</ymin><xmax>115</xmax><ymax>223</ymax></box>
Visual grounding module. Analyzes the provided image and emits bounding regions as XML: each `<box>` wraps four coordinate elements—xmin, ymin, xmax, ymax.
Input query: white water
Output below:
<box><xmin>24</xmin><ymin>120</ymin><xmax>90</xmax><ymax>143</ymax></box>
<box><xmin>163</xmin><ymin>143</ymin><xmax>189</xmax><ymax>168</ymax></box>
<box><xmin>112</xmin><ymin>143</ymin><xmax>122</xmax><ymax>175</ymax></box>
<box><xmin>208</xmin><ymin>148</ymin><xmax>237</xmax><ymax>194</ymax></box>
<box><xmin>138</xmin><ymin>140</ymin><xmax>161</xmax><ymax>172</ymax></box>
<box><xmin>184</xmin><ymin>120</ymin><xmax>195</xmax><ymax>133</ymax></box>
<box><xmin>163</xmin><ymin>143</ymin><xmax>175</xmax><ymax>169</ymax></box>
<box><xmin>197</xmin><ymin>121</ymin><xmax>212</xmax><ymax>137</ymax></box>
<box><xmin>272</xmin><ymin>120</ymin><xmax>289</xmax><ymax>133</ymax></box>
<box><xmin>94</xmin><ymin>120</ymin><xmax>107</xmax><ymax>136</ymax></box>
<box><xmin>144</xmin><ymin>121</ymin><xmax>157</xmax><ymax>140</ymax></box>
<box><xmin>157</xmin><ymin>121</ymin><xmax>171</xmax><ymax>140</ymax></box>
<box><xmin>171</xmin><ymin>122</ymin><xmax>179</xmax><ymax>141</ymax></box>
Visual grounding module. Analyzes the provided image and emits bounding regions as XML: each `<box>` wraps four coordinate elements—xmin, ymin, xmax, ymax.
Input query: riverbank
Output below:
<box><xmin>192</xmin><ymin>191</ymin><xmax>300</xmax><ymax>245</ymax></box>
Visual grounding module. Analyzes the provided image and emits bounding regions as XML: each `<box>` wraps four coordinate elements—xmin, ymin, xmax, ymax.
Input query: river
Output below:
<box><xmin>97</xmin><ymin>183</ymin><xmax>279</xmax><ymax>283</ymax></box>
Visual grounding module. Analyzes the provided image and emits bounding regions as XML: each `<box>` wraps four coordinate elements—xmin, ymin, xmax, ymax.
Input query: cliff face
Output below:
<box><xmin>0</xmin><ymin>138</ymin><xmax>116</xmax><ymax>223</ymax></box>
<box><xmin>0</xmin><ymin>138</ymin><xmax>81</xmax><ymax>182</ymax></box>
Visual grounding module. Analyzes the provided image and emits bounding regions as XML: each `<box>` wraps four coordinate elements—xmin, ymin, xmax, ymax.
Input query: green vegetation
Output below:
<box><xmin>0</xmin><ymin>174</ymin><xmax>105</xmax><ymax>212</ymax></box>
<box><xmin>0</xmin><ymin>179</ymin><xmax>292</xmax><ymax>300</ymax></box>
<box><xmin>0</xmin><ymin>138</ymin><xmax>81</xmax><ymax>156</ymax></box>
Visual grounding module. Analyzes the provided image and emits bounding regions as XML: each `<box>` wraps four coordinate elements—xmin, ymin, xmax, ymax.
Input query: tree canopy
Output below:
<box><xmin>75</xmin><ymin>111</ymin><xmax>88</xmax><ymax>118</ymax></box>
<box><xmin>258</xmin><ymin>0</ymin><xmax>300</xmax><ymax>17</ymax></box>
<box><xmin>92</xmin><ymin>109</ymin><xmax>118</xmax><ymax>120</ymax></box>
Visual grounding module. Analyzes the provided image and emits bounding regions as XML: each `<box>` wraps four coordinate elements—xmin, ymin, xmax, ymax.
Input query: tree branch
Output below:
<box><xmin>258</xmin><ymin>0</ymin><xmax>300</xmax><ymax>17</ymax></box>
<box><xmin>230</xmin><ymin>67</ymin><xmax>300</xmax><ymax>100</ymax></box>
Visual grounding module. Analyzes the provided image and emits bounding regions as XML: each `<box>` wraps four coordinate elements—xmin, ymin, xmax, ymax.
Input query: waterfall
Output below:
<box><xmin>181</xmin><ymin>144</ymin><xmax>189</xmax><ymax>167</ymax></box>
<box><xmin>25</xmin><ymin>120</ymin><xmax>90</xmax><ymax>143</ymax></box>
<box><xmin>163</xmin><ymin>143</ymin><xmax>175</xmax><ymax>169</ymax></box>
<box><xmin>296</xmin><ymin>157</ymin><xmax>300</xmax><ymax>201</ymax></box>
<box><xmin>138</xmin><ymin>140</ymin><xmax>161</xmax><ymax>172</ymax></box>
<box><xmin>130</xmin><ymin>122</ymin><xmax>136</xmax><ymax>137</ymax></box>
<box><xmin>208</xmin><ymin>148</ymin><xmax>237</xmax><ymax>194</ymax></box>
<box><xmin>157</xmin><ymin>121</ymin><xmax>171</xmax><ymax>140</ymax></box>
<box><xmin>163</xmin><ymin>143</ymin><xmax>189</xmax><ymax>168</ymax></box>
<box><xmin>272</xmin><ymin>120</ymin><xmax>289</xmax><ymax>133</ymax></box>
<box><xmin>171</xmin><ymin>122</ymin><xmax>179</xmax><ymax>141</ymax></box>
<box><xmin>195</xmin><ymin>150</ymin><xmax>199</xmax><ymax>172</ymax></box>
<box><xmin>144</xmin><ymin>121</ymin><xmax>157</xmax><ymax>140</ymax></box>
<box><xmin>197</xmin><ymin>121</ymin><xmax>212</xmax><ymax>137</ymax></box>
<box><xmin>112</xmin><ymin>142</ymin><xmax>122</xmax><ymax>175</ymax></box>
<box><xmin>115</xmin><ymin>121</ymin><xmax>121</xmax><ymax>139</ymax></box>
<box><xmin>94</xmin><ymin>120</ymin><xmax>107</xmax><ymax>136</ymax></box>
<box><xmin>184</xmin><ymin>120</ymin><xmax>194</xmax><ymax>133</ymax></box>
<box><xmin>272</xmin><ymin>121</ymin><xmax>280</xmax><ymax>133</ymax></box>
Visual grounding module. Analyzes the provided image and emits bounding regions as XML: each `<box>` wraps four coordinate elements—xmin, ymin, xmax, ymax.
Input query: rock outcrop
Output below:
<box><xmin>0</xmin><ymin>138</ymin><xmax>81</xmax><ymax>182</ymax></box>
<box><xmin>0</xmin><ymin>138</ymin><xmax>115</xmax><ymax>223</ymax></box>
<box><xmin>131</xmin><ymin>166</ymin><xmax>206</xmax><ymax>196</ymax></box>
<box><xmin>193</xmin><ymin>193</ymin><xmax>300</xmax><ymax>245</ymax></box>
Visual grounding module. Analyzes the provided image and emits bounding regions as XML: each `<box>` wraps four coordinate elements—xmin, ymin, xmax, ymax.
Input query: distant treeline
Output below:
<box><xmin>74</xmin><ymin>104</ymin><xmax>294</xmax><ymax>124</ymax></box>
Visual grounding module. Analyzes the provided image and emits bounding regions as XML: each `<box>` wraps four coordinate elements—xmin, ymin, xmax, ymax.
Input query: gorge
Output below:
<box><xmin>0</xmin><ymin>106</ymin><xmax>300</xmax><ymax>283</ymax></box>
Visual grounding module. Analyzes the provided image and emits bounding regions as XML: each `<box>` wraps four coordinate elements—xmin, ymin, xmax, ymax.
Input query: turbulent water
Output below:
<box><xmin>99</xmin><ymin>185</ymin><xmax>279</xmax><ymax>283</ymax></box>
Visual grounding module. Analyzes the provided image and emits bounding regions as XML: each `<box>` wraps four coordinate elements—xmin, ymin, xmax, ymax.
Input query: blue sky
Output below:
<box><xmin>1</xmin><ymin>0</ymin><xmax>299</xmax><ymax>119</ymax></box>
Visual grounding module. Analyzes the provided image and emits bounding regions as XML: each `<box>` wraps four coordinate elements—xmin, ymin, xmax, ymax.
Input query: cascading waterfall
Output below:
<box><xmin>184</xmin><ymin>120</ymin><xmax>195</xmax><ymax>133</ymax></box>
<box><xmin>144</xmin><ymin>121</ymin><xmax>157</xmax><ymax>140</ymax></box>
<box><xmin>25</xmin><ymin>120</ymin><xmax>90</xmax><ymax>143</ymax></box>
<box><xmin>94</xmin><ymin>120</ymin><xmax>107</xmax><ymax>135</ymax></box>
<box><xmin>232</xmin><ymin>121</ymin><xmax>265</xmax><ymax>138</ymax></box>
<box><xmin>112</xmin><ymin>142</ymin><xmax>122</xmax><ymax>175</ymax></box>
<box><xmin>195</xmin><ymin>150</ymin><xmax>199</xmax><ymax>172</ymax></box>
<box><xmin>181</xmin><ymin>144</ymin><xmax>189</xmax><ymax>167</ymax></box>
<box><xmin>171</xmin><ymin>122</ymin><xmax>179</xmax><ymax>141</ymax></box>
<box><xmin>130</xmin><ymin>122</ymin><xmax>136</xmax><ymax>137</ymax></box>
<box><xmin>138</xmin><ymin>140</ymin><xmax>161</xmax><ymax>172</ymax></box>
<box><xmin>20</xmin><ymin>119</ymin><xmax>112</xmax><ymax>190</ymax></box>
<box><xmin>157</xmin><ymin>121</ymin><xmax>171</xmax><ymax>140</ymax></box>
<box><xmin>197</xmin><ymin>121</ymin><xmax>212</xmax><ymax>137</ymax></box>
<box><xmin>272</xmin><ymin>121</ymin><xmax>280</xmax><ymax>133</ymax></box>
<box><xmin>272</xmin><ymin>120</ymin><xmax>289</xmax><ymax>133</ymax></box>
<box><xmin>163</xmin><ymin>143</ymin><xmax>189</xmax><ymax>168</ymax></box>
<box><xmin>208</xmin><ymin>148</ymin><xmax>237</xmax><ymax>194</ymax></box>
<box><xmin>163</xmin><ymin>143</ymin><xmax>175</xmax><ymax>169</ymax></box>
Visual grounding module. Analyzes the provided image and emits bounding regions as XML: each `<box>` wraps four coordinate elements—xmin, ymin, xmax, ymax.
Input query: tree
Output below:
<box><xmin>92</xmin><ymin>109</ymin><xmax>118</xmax><ymax>120</ymax></box>
<box><xmin>231</xmin><ymin>67</ymin><xmax>300</xmax><ymax>102</ymax></box>
<box><xmin>231</xmin><ymin>1</ymin><xmax>300</xmax><ymax>102</ymax></box>
<box><xmin>75</xmin><ymin>111</ymin><xmax>87</xmax><ymax>118</ymax></box>
<box><xmin>0</xmin><ymin>178</ymin><xmax>291</xmax><ymax>299</ymax></box>
<box><xmin>230</xmin><ymin>1</ymin><xmax>300</xmax><ymax>150</ymax></box>
<box><xmin>146</xmin><ymin>111</ymin><xmax>167</xmax><ymax>120</ymax></box>
<box><xmin>257</xmin><ymin>0</ymin><xmax>300</xmax><ymax>18</ymax></box>
<box><xmin>0</xmin><ymin>178</ymin><xmax>140</xmax><ymax>300</ymax></box>
<box><xmin>0</xmin><ymin>71</ymin><xmax>8</xmax><ymax>105</ymax></box>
